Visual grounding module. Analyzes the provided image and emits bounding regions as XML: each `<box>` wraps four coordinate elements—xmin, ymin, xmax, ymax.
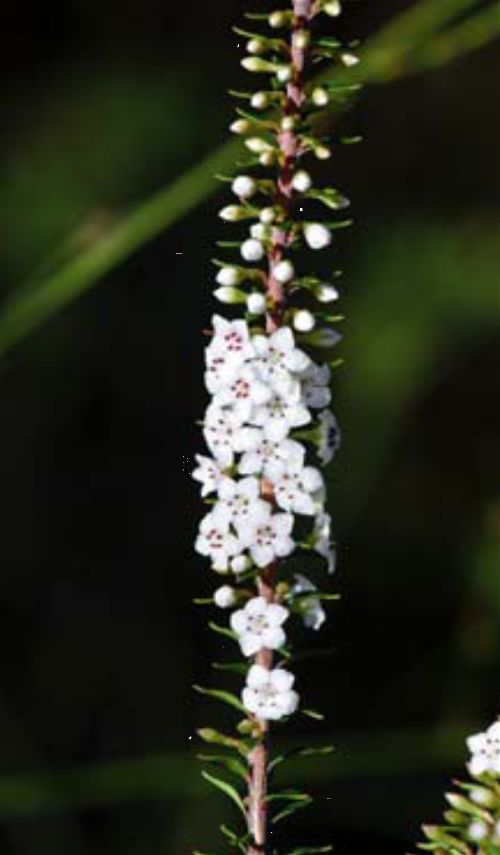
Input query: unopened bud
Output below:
<box><xmin>247</xmin><ymin>38</ymin><xmax>266</xmax><ymax>55</ymax></box>
<box><xmin>341</xmin><ymin>52</ymin><xmax>360</xmax><ymax>67</ymax></box>
<box><xmin>272</xmin><ymin>259</ymin><xmax>295</xmax><ymax>284</ymax></box>
<box><xmin>214</xmin><ymin>286</ymin><xmax>247</xmax><ymax>305</ymax></box>
<box><xmin>213</xmin><ymin>585</ymin><xmax>237</xmax><ymax>608</ymax></box>
<box><xmin>219</xmin><ymin>205</ymin><xmax>248</xmax><ymax>222</ymax></box>
<box><xmin>315</xmin><ymin>144</ymin><xmax>332</xmax><ymax>160</ymax></box>
<box><xmin>245</xmin><ymin>137</ymin><xmax>273</xmax><ymax>154</ymax></box>
<box><xmin>292</xmin><ymin>170</ymin><xmax>312</xmax><ymax>193</ymax></box>
<box><xmin>281</xmin><ymin>115</ymin><xmax>296</xmax><ymax>131</ymax></box>
<box><xmin>276</xmin><ymin>65</ymin><xmax>292</xmax><ymax>83</ymax></box>
<box><xmin>269</xmin><ymin>10</ymin><xmax>288</xmax><ymax>28</ymax></box>
<box><xmin>241</xmin><ymin>238</ymin><xmax>264</xmax><ymax>262</ymax></box>
<box><xmin>251</xmin><ymin>91</ymin><xmax>270</xmax><ymax>110</ymax></box>
<box><xmin>323</xmin><ymin>0</ymin><xmax>341</xmax><ymax>16</ymax></box>
<box><xmin>259</xmin><ymin>207</ymin><xmax>276</xmax><ymax>225</ymax></box>
<box><xmin>315</xmin><ymin>283</ymin><xmax>339</xmax><ymax>303</ymax></box>
<box><xmin>247</xmin><ymin>292</ymin><xmax>267</xmax><ymax>315</ymax></box>
<box><xmin>293</xmin><ymin>310</ymin><xmax>316</xmax><ymax>332</ymax></box>
<box><xmin>312</xmin><ymin>86</ymin><xmax>330</xmax><ymax>107</ymax></box>
<box><xmin>292</xmin><ymin>29</ymin><xmax>310</xmax><ymax>50</ymax></box>
<box><xmin>259</xmin><ymin>150</ymin><xmax>276</xmax><ymax>167</ymax></box>
<box><xmin>216</xmin><ymin>266</ymin><xmax>241</xmax><ymax>287</ymax></box>
<box><xmin>230</xmin><ymin>119</ymin><xmax>251</xmax><ymax>135</ymax></box>
<box><xmin>232</xmin><ymin>175</ymin><xmax>257</xmax><ymax>199</ymax></box>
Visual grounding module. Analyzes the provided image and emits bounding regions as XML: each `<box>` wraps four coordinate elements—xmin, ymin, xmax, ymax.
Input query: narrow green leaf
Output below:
<box><xmin>193</xmin><ymin>685</ymin><xmax>245</xmax><ymax>713</ymax></box>
<box><xmin>208</xmin><ymin>621</ymin><xmax>238</xmax><ymax>641</ymax></box>
<box><xmin>272</xmin><ymin>795</ymin><xmax>313</xmax><ymax>825</ymax></box>
<box><xmin>212</xmin><ymin>661</ymin><xmax>248</xmax><ymax>675</ymax></box>
<box><xmin>266</xmin><ymin>790</ymin><xmax>310</xmax><ymax>803</ymax></box>
<box><xmin>197</xmin><ymin>753</ymin><xmax>248</xmax><ymax>781</ymax></box>
<box><xmin>302</xmin><ymin>708</ymin><xmax>325</xmax><ymax>721</ymax></box>
<box><xmin>201</xmin><ymin>770</ymin><xmax>245</xmax><ymax>815</ymax></box>
<box><xmin>284</xmin><ymin>847</ymin><xmax>333</xmax><ymax>855</ymax></box>
<box><xmin>197</xmin><ymin>728</ymin><xmax>248</xmax><ymax>755</ymax></box>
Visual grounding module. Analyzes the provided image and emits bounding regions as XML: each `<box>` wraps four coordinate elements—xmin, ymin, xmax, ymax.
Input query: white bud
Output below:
<box><xmin>245</xmin><ymin>137</ymin><xmax>273</xmax><ymax>154</ymax></box>
<box><xmin>293</xmin><ymin>310</ymin><xmax>316</xmax><ymax>332</ymax></box>
<box><xmin>219</xmin><ymin>205</ymin><xmax>246</xmax><ymax>222</ymax></box>
<box><xmin>216</xmin><ymin>266</ymin><xmax>241</xmax><ymax>287</ymax></box>
<box><xmin>214</xmin><ymin>585</ymin><xmax>237</xmax><ymax>608</ymax></box>
<box><xmin>468</xmin><ymin>821</ymin><xmax>488</xmax><ymax>842</ymax></box>
<box><xmin>230</xmin><ymin>119</ymin><xmax>251</xmax><ymax>134</ymax></box>
<box><xmin>214</xmin><ymin>286</ymin><xmax>246</xmax><ymax>305</ymax></box>
<box><xmin>247</xmin><ymin>38</ymin><xmax>265</xmax><ymax>55</ymax></box>
<box><xmin>292</xmin><ymin>170</ymin><xmax>312</xmax><ymax>193</ymax></box>
<box><xmin>312</xmin><ymin>86</ymin><xmax>330</xmax><ymax>107</ymax></box>
<box><xmin>250</xmin><ymin>223</ymin><xmax>269</xmax><ymax>240</ymax></box>
<box><xmin>247</xmin><ymin>292</ymin><xmax>267</xmax><ymax>315</ymax></box>
<box><xmin>232</xmin><ymin>175</ymin><xmax>257</xmax><ymax>199</ymax></box>
<box><xmin>241</xmin><ymin>238</ymin><xmax>264</xmax><ymax>262</ymax></box>
<box><xmin>259</xmin><ymin>151</ymin><xmax>276</xmax><ymax>167</ymax></box>
<box><xmin>304</xmin><ymin>222</ymin><xmax>332</xmax><ymax>250</ymax></box>
<box><xmin>251</xmin><ymin>91</ymin><xmax>270</xmax><ymax>110</ymax></box>
<box><xmin>241</xmin><ymin>56</ymin><xmax>271</xmax><ymax>73</ymax></box>
<box><xmin>292</xmin><ymin>29</ymin><xmax>310</xmax><ymax>50</ymax></box>
<box><xmin>272</xmin><ymin>259</ymin><xmax>295</xmax><ymax>283</ymax></box>
<box><xmin>315</xmin><ymin>283</ymin><xmax>339</xmax><ymax>303</ymax></box>
<box><xmin>259</xmin><ymin>207</ymin><xmax>276</xmax><ymax>224</ymax></box>
<box><xmin>315</xmin><ymin>144</ymin><xmax>331</xmax><ymax>160</ymax></box>
<box><xmin>269</xmin><ymin>10</ymin><xmax>287</xmax><ymax>28</ymax></box>
<box><xmin>281</xmin><ymin>115</ymin><xmax>296</xmax><ymax>131</ymax></box>
<box><xmin>276</xmin><ymin>65</ymin><xmax>291</xmax><ymax>83</ymax></box>
<box><xmin>231</xmin><ymin>555</ymin><xmax>251</xmax><ymax>574</ymax></box>
<box><xmin>323</xmin><ymin>0</ymin><xmax>341</xmax><ymax>16</ymax></box>
<box><xmin>341</xmin><ymin>52</ymin><xmax>360</xmax><ymax>67</ymax></box>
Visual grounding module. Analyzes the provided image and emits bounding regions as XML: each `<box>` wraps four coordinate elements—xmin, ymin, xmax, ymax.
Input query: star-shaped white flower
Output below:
<box><xmin>292</xmin><ymin>574</ymin><xmax>326</xmax><ymax>631</ymax></box>
<box><xmin>216</xmin><ymin>476</ymin><xmax>268</xmax><ymax>526</ymax></box>
<box><xmin>195</xmin><ymin>508</ymin><xmax>242</xmax><ymax>571</ymax></box>
<box><xmin>203</xmin><ymin>403</ymin><xmax>246</xmax><ymax>468</ymax></box>
<box><xmin>316</xmin><ymin>409</ymin><xmax>341</xmax><ymax>465</ymax></box>
<box><xmin>208</xmin><ymin>315</ymin><xmax>255</xmax><ymax>362</ymax></box>
<box><xmin>250</xmin><ymin>386</ymin><xmax>311</xmax><ymax>442</ymax></box>
<box><xmin>192</xmin><ymin>454</ymin><xmax>230</xmax><ymax>498</ymax></box>
<box><xmin>313</xmin><ymin>511</ymin><xmax>336</xmax><ymax>574</ymax></box>
<box><xmin>230</xmin><ymin>596</ymin><xmax>288</xmax><ymax>656</ymax></box>
<box><xmin>301</xmin><ymin>363</ymin><xmax>332</xmax><ymax>409</ymax></box>
<box><xmin>212</xmin><ymin>363</ymin><xmax>272</xmax><ymax>421</ymax></box>
<box><xmin>236</xmin><ymin>505</ymin><xmax>294</xmax><ymax>567</ymax></box>
<box><xmin>252</xmin><ymin>326</ymin><xmax>311</xmax><ymax>387</ymax></box>
<box><xmin>236</xmin><ymin>428</ymin><xmax>305</xmax><ymax>479</ymax></box>
<box><xmin>242</xmin><ymin>664</ymin><xmax>299</xmax><ymax>720</ymax></box>
<box><xmin>467</xmin><ymin>721</ymin><xmax>500</xmax><ymax>777</ymax></box>
<box><xmin>268</xmin><ymin>459</ymin><xmax>324</xmax><ymax>516</ymax></box>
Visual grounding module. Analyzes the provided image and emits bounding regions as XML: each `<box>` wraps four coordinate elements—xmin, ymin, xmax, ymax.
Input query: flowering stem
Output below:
<box><xmin>247</xmin><ymin>4</ymin><xmax>314</xmax><ymax>852</ymax></box>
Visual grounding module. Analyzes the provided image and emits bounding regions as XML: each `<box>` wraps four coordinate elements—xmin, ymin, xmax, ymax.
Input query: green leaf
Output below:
<box><xmin>193</xmin><ymin>685</ymin><xmax>245</xmax><ymax>713</ymax></box>
<box><xmin>212</xmin><ymin>661</ymin><xmax>248</xmax><ymax>675</ymax></box>
<box><xmin>201</xmin><ymin>770</ymin><xmax>245</xmax><ymax>815</ymax></box>
<box><xmin>197</xmin><ymin>728</ymin><xmax>248</xmax><ymax>755</ymax></box>
<box><xmin>302</xmin><ymin>708</ymin><xmax>325</xmax><ymax>721</ymax></box>
<box><xmin>284</xmin><ymin>847</ymin><xmax>333</xmax><ymax>855</ymax></box>
<box><xmin>193</xmin><ymin>598</ymin><xmax>213</xmax><ymax>605</ymax></box>
<box><xmin>268</xmin><ymin>745</ymin><xmax>335</xmax><ymax>774</ymax></box>
<box><xmin>266</xmin><ymin>790</ymin><xmax>310</xmax><ymax>803</ymax></box>
<box><xmin>306</xmin><ymin>187</ymin><xmax>350</xmax><ymax>210</ymax></box>
<box><xmin>272</xmin><ymin>795</ymin><xmax>313</xmax><ymax>825</ymax></box>
<box><xmin>220</xmin><ymin>823</ymin><xmax>250</xmax><ymax>852</ymax></box>
<box><xmin>197</xmin><ymin>753</ymin><xmax>248</xmax><ymax>782</ymax></box>
<box><xmin>208</xmin><ymin>621</ymin><xmax>238</xmax><ymax>641</ymax></box>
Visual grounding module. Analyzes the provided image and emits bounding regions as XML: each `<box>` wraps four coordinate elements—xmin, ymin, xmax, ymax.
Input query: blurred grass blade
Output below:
<box><xmin>0</xmin><ymin>0</ymin><xmax>493</xmax><ymax>359</ymax></box>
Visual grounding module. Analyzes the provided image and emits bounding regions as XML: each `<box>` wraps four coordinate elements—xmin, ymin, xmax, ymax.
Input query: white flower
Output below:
<box><xmin>216</xmin><ymin>266</ymin><xmax>241</xmax><ymax>286</ymax></box>
<box><xmin>241</xmin><ymin>238</ymin><xmax>265</xmax><ymax>262</ymax></box>
<box><xmin>236</xmin><ymin>504</ymin><xmax>295</xmax><ymax>567</ymax></box>
<box><xmin>195</xmin><ymin>508</ymin><xmax>242</xmax><ymax>571</ymax></box>
<box><xmin>304</xmin><ymin>222</ymin><xmax>332</xmax><ymax>250</ymax></box>
<box><xmin>214</xmin><ymin>585</ymin><xmax>237</xmax><ymax>608</ymax></box>
<box><xmin>269</xmin><ymin>459</ymin><xmax>324</xmax><ymax>516</ymax></box>
<box><xmin>252</xmin><ymin>327</ymin><xmax>311</xmax><ymax>386</ymax></box>
<box><xmin>247</xmin><ymin>292</ymin><xmax>266</xmax><ymax>315</ymax></box>
<box><xmin>315</xmin><ymin>283</ymin><xmax>339</xmax><ymax>303</ymax></box>
<box><xmin>232</xmin><ymin>175</ymin><xmax>257</xmax><ymax>199</ymax></box>
<box><xmin>313</xmin><ymin>511</ymin><xmax>336</xmax><ymax>574</ymax></box>
<box><xmin>212</xmin><ymin>363</ymin><xmax>271</xmax><ymax>421</ymax></box>
<box><xmin>208</xmin><ymin>315</ymin><xmax>255</xmax><ymax>362</ymax></box>
<box><xmin>292</xmin><ymin>170</ymin><xmax>312</xmax><ymax>193</ymax></box>
<box><xmin>301</xmin><ymin>363</ymin><xmax>332</xmax><ymax>409</ymax></box>
<box><xmin>192</xmin><ymin>454</ymin><xmax>230</xmax><ymax>497</ymax></box>
<box><xmin>251</xmin><ymin>91</ymin><xmax>269</xmax><ymax>110</ymax></box>
<box><xmin>250</xmin><ymin>386</ymin><xmax>311</xmax><ymax>442</ymax></box>
<box><xmin>242</xmin><ymin>664</ymin><xmax>299</xmax><ymax>720</ymax></box>
<box><xmin>203</xmin><ymin>403</ymin><xmax>246</xmax><ymax>467</ymax></box>
<box><xmin>311</xmin><ymin>86</ymin><xmax>330</xmax><ymax>107</ymax></box>
<box><xmin>216</xmin><ymin>476</ymin><xmax>268</xmax><ymax>527</ymax></box>
<box><xmin>293</xmin><ymin>310</ymin><xmax>316</xmax><ymax>332</ymax></box>
<box><xmin>272</xmin><ymin>259</ymin><xmax>295</xmax><ymax>283</ymax></box>
<box><xmin>230</xmin><ymin>596</ymin><xmax>288</xmax><ymax>655</ymax></box>
<box><xmin>316</xmin><ymin>409</ymin><xmax>341</xmax><ymax>465</ymax></box>
<box><xmin>467</xmin><ymin>720</ymin><xmax>500</xmax><ymax>777</ymax></box>
<box><xmin>236</xmin><ymin>427</ymin><xmax>305</xmax><ymax>478</ymax></box>
<box><xmin>292</xmin><ymin>574</ymin><xmax>326</xmax><ymax>630</ymax></box>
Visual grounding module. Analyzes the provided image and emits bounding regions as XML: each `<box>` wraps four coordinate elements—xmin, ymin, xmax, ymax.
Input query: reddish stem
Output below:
<box><xmin>246</xmin><ymin>3</ymin><xmax>314</xmax><ymax>852</ymax></box>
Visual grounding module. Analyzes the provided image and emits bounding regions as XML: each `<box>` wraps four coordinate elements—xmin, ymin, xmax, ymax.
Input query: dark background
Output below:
<box><xmin>0</xmin><ymin>0</ymin><xmax>499</xmax><ymax>853</ymax></box>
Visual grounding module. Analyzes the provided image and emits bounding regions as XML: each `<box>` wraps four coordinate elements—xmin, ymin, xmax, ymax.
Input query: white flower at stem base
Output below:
<box><xmin>272</xmin><ymin>259</ymin><xmax>295</xmax><ymax>283</ymax></box>
<box><xmin>216</xmin><ymin>476</ymin><xmax>269</xmax><ymax>527</ymax></box>
<box><xmin>241</xmin><ymin>238</ymin><xmax>264</xmax><ymax>262</ymax></box>
<box><xmin>216</xmin><ymin>266</ymin><xmax>242</xmax><ymax>287</ymax></box>
<box><xmin>292</xmin><ymin>574</ymin><xmax>327</xmax><ymax>631</ymax></box>
<box><xmin>467</xmin><ymin>720</ymin><xmax>500</xmax><ymax>776</ymax></box>
<box><xmin>292</xmin><ymin>170</ymin><xmax>312</xmax><ymax>193</ymax></box>
<box><xmin>247</xmin><ymin>292</ymin><xmax>266</xmax><ymax>315</ymax></box>
<box><xmin>230</xmin><ymin>596</ymin><xmax>288</xmax><ymax>656</ymax></box>
<box><xmin>267</xmin><ymin>459</ymin><xmax>324</xmax><ymax>516</ymax></box>
<box><xmin>212</xmin><ymin>363</ymin><xmax>272</xmax><ymax>421</ymax></box>
<box><xmin>316</xmin><ymin>409</ymin><xmax>341</xmax><ymax>465</ymax></box>
<box><xmin>304</xmin><ymin>222</ymin><xmax>332</xmax><ymax>250</ymax></box>
<box><xmin>192</xmin><ymin>454</ymin><xmax>230</xmax><ymax>498</ymax></box>
<box><xmin>203</xmin><ymin>403</ymin><xmax>246</xmax><ymax>468</ymax></box>
<box><xmin>236</xmin><ymin>427</ymin><xmax>305</xmax><ymax>479</ymax></box>
<box><xmin>214</xmin><ymin>585</ymin><xmax>237</xmax><ymax>608</ymax></box>
<box><xmin>214</xmin><ymin>286</ymin><xmax>246</xmax><ymax>305</ymax></box>
<box><xmin>242</xmin><ymin>664</ymin><xmax>299</xmax><ymax>721</ymax></box>
<box><xmin>293</xmin><ymin>310</ymin><xmax>316</xmax><ymax>332</ymax></box>
<box><xmin>195</xmin><ymin>508</ymin><xmax>242</xmax><ymax>571</ymax></box>
<box><xmin>232</xmin><ymin>175</ymin><xmax>257</xmax><ymax>199</ymax></box>
<box><xmin>313</xmin><ymin>511</ymin><xmax>336</xmax><ymax>574</ymax></box>
<box><xmin>236</xmin><ymin>505</ymin><xmax>294</xmax><ymax>567</ymax></box>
